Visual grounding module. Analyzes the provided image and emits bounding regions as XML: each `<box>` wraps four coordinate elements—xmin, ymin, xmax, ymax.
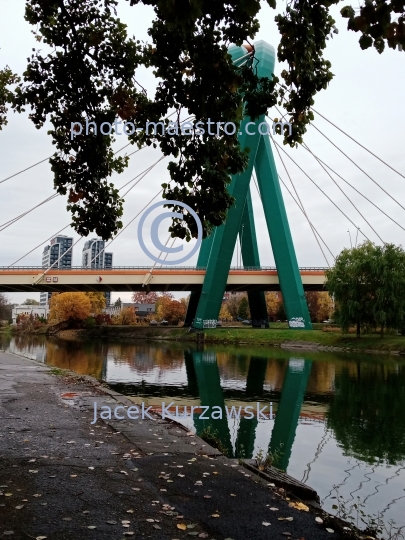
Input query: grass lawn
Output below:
<box><xmin>199</xmin><ymin>327</ymin><xmax>405</xmax><ymax>352</ymax></box>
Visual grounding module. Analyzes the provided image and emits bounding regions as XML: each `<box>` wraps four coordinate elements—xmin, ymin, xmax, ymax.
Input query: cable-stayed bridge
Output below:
<box><xmin>1</xmin><ymin>41</ymin><xmax>404</xmax><ymax>329</ymax></box>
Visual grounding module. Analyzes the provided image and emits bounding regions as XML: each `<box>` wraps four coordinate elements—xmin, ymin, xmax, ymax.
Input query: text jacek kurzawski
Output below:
<box><xmin>91</xmin><ymin>402</ymin><xmax>274</xmax><ymax>424</ymax></box>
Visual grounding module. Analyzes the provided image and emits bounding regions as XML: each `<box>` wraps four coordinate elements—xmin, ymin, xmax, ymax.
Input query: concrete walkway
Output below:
<box><xmin>0</xmin><ymin>350</ymin><xmax>346</xmax><ymax>540</ymax></box>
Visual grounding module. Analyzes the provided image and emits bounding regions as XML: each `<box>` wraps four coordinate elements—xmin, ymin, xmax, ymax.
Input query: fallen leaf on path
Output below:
<box><xmin>87</xmin><ymin>526</ymin><xmax>97</xmax><ymax>529</ymax></box>
<box><xmin>270</xmin><ymin>507</ymin><xmax>279</xmax><ymax>511</ymax></box>
<box><xmin>262</xmin><ymin>522</ymin><xmax>271</xmax><ymax>526</ymax></box>
<box><xmin>146</xmin><ymin>519</ymin><xmax>155</xmax><ymax>523</ymax></box>
<box><xmin>289</xmin><ymin>502</ymin><xmax>309</xmax><ymax>512</ymax></box>
<box><xmin>211</xmin><ymin>514</ymin><xmax>220</xmax><ymax>518</ymax></box>
<box><xmin>177</xmin><ymin>524</ymin><xmax>187</xmax><ymax>530</ymax></box>
<box><xmin>36</xmin><ymin>537</ymin><xmax>47</xmax><ymax>540</ymax></box>
<box><xmin>326</xmin><ymin>528</ymin><xmax>334</xmax><ymax>533</ymax></box>
<box><xmin>315</xmin><ymin>517</ymin><xmax>323</xmax><ymax>524</ymax></box>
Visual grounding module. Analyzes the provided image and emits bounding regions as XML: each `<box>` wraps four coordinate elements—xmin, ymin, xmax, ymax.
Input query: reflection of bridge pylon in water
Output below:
<box><xmin>186</xmin><ymin>41</ymin><xmax>312</xmax><ymax>330</ymax></box>
<box><xmin>188</xmin><ymin>350</ymin><xmax>312</xmax><ymax>468</ymax></box>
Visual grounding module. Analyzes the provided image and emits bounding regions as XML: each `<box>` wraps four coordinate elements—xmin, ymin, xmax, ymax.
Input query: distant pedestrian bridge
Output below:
<box><xmin>0</xmin><ymin>266</ymin><xmax>327</xmax><ymax>294</ymax></box>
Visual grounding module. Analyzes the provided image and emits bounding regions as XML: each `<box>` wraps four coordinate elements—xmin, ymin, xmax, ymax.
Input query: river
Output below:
<box><xmin>1</xmin><ymin>333</ymin><xmax>405</xmax><ymax>534</ymax></box>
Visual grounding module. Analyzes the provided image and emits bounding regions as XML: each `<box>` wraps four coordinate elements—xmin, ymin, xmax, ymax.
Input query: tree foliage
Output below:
<box><xmin>155</xmin><ymin>294</ymin><xmax>186</xmax><ymax>324</ymax></box>
<box><xmin>0</xmin><ymin>293</ymin><xmax>12</xmax><ymax>321</ymax></box>
<box><xmin>265</xmin><ymin>292</ymin><xmax>280</xmax><ymax>317</ymax></box>
<box><xmin>305</xmin><ymin>291</ymin><xmax>333</xmax><ymax>322</ymax></box>
<box><xmin>85</xmin><ymin>291</ymin><xmax>106</xmax><ymax>314</ymax></box>
<box><xmin>326</xmin><ymin>242</ymin><xmax>405</xmax><ymax>336</ymax></box>
<box><xmin>0</xmin><ymin>65</ymin><xmax>19</xmax><ymax>130</ymax></box>
<box><xmin>238</xmin><ymin>296</ymin><xmax>250</xmax><ymax>319</ymax></box>
<box><xmin>23</xmin><ymin>298</ymin><xmax>40</xmax><ymax>306</ymax></box>
<box><xmin>49</xmin><ymin>292</ymin><xmax>92</xmax><ymax>322</ymax></box>
<box><xmin>3</xmin><ymin>0</ymin><xmax>404</xmax><ymax>240</ymax></box>
<box><xmin>131</xmin><ymin>291</ymin><xmax>160</xmax><ymax>304</ymax></box>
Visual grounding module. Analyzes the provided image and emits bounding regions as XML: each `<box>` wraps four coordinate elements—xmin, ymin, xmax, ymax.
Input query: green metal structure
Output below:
<box><xmin>186</xmin><ymin>40</ymin><xmax>312</xmax><ymax>331</ymax></box>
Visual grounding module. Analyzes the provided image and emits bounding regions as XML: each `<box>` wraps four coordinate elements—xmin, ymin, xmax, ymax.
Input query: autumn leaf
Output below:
<box><xmin>177</xmin><ymin>523</ymin><xmax>187</xmax><ymax>530</ymax></box>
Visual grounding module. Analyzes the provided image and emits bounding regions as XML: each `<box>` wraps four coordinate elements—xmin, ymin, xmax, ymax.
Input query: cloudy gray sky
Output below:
<box><xmin>1</xmin><ymin>0</ymin><xmax>404</xmax><ymax>304</ymax></box>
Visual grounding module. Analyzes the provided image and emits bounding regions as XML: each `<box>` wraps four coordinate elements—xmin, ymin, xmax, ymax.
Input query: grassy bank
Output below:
<box><xmin>200</xmin><ymin>327</ymin><xmax>405</xmax><ymax>352</ymax></box>
<box><xmin>50</xmin><ymin>324</ymin><xmax>405</xmax><ymax>354</ymax></box>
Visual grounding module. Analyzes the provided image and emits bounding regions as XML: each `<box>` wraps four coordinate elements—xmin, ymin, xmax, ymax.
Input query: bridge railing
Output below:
<box><xmin>0</xmin><ymin>266</ymin><xmax>329</xmax><ymax>271</ymax></box>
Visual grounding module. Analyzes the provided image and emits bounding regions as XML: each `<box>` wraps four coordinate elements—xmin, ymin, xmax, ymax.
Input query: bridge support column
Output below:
<box><xmin>184</xmin><ymin>233</ymin><xmax>215</xmax><ymax>327</ymax></box>
<box><xmin>240</xmin><ymin>188</ymin><xmax>269</xmax><ymax>328</ymax></box>
<box><xmin>255</xmin><ymin>135</ymin><xmax>312</xmax><ymax>329</ymax></box>
<box><xmin>193</xmin><ymin>113</ymin><xmax>263</xmax><ymax>329</ymax></box>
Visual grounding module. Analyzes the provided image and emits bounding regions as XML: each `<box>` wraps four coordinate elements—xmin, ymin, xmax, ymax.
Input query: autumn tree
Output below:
<box><xmin>132</xmin><ymin>292</ymin><xmax>159</xmax><ymax>304</ymax></box>
<box><xmin>265</xmin><ymin>292</ymin><xmax>280</xmax><ymax>319</ymax></box>
<box><xmin>156</xmin><ymin>296</ymin><xmax>186</xmax><ymax>325</ymax></box>
<box><xmin>114</xmin><ymin>306</ymin><xmax>137</xmax><ymax>325</ymax></box>
<box><xmin>3</xmin><ymin>0</ymin><xmax>402</xmax><ymax>240</ymax></box>
<box><xmin>317</xmin><ymin>292</ymin><xmax>334</xmax><ymax>322</ymax></box>
<box><xmin>219</xmin><ymin>304</ymin><xmax>232</xmax><ymax>321</ymax></box>
<box><xmin>226</xmin><ymin>293</ymin><xmax>244</xmax><ymax>320</ymax></box>
<box><xmin>85</xmin><ymin>292</ymin><xmax>106</xmax><ymax>314</ymax></box>
<box><xmin>49</xmin><ymin>292</ymin><xmax>91</xmax><ymax>323</ymax></box>
<box><xmin>305</xmin><ymin>292</ymin><xmax>320</xmax><ymax>322</ymax></box>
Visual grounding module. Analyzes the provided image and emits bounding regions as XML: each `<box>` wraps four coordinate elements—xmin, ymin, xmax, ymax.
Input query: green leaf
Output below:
<box><xmin>359</xmin><ymin>34</ymin><xmax>373</xmax><ymax>49</ymax></box>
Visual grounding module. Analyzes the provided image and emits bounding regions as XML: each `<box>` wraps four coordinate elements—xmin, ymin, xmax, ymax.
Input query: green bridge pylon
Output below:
<box><xmin>188</xmin><ymin>40</ymin><xmax>312</xmax><ymax>331</ymax></box>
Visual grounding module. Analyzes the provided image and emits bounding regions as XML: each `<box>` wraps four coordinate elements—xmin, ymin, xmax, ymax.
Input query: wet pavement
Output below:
<box><xmin>0</xmin><ymin>350</ymin><xmax>346</xmax><ymax>539</ymax></box>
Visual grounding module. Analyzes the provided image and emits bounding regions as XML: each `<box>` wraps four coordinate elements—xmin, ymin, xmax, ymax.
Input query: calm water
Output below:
<box><xmin>2</xmin><ymin>333</ymin><xmax>405</xmax><ymax>533</ymax></box>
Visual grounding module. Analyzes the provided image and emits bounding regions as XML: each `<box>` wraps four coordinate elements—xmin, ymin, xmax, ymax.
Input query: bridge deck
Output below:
<box><xmin>0</xmin><ymin>267</ymin><xmax>327</xmax><ymax>293</ymax></box>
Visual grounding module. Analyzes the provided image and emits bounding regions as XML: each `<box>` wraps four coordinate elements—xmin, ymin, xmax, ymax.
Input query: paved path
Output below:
<box><xmin>0</xmin><ymin>350</ymin><xmax>345</xmax><ymax>540</ymax></box>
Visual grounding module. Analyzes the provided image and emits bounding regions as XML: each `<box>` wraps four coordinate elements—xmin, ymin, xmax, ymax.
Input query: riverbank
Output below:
<box><xmin>52</xmin><ymin>325</ymin><xmax>405</xmax><ymax>355</ymax></box>
<box><xmin>0</xmin><ymin>349</ymin><xmax>356</xmax><ymax>540</ymax></box>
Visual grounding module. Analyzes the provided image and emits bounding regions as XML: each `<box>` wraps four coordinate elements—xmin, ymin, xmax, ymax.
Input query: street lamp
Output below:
<box><xmin>347</xmin><ymin>229</ymin><xmax>353</xmax><ymax>249</ymax></box>
<box><xmin>355</xmin><ymin>227</ymin><xmax>360</xmax><ymax>248</ymax></box>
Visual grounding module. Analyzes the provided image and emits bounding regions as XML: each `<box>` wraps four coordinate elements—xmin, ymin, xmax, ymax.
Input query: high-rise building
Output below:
<box><xmin>82</xmin><ymin>238</ymin><xmax>113</xmax><ymax>306</ymax></box>
<box><xmin>40</xmin><ymin>235</ymin><xmax>73</xmax><ymax>306</ymax></box>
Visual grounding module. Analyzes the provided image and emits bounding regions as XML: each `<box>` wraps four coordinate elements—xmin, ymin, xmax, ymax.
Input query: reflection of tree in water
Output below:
<box><xmin>107</xmin><ymin>343</ymin><xmax>184</xmax><ymax>373</ymax></box>
<box><xmin>46</xmin><ymin>338</ymin><xmax>105</xmax><ymax>379</ymax></box>
<box><xmin>326</xmin><ymin>363</ymin><xmax>405</xmax><ymax>465</ymax></box>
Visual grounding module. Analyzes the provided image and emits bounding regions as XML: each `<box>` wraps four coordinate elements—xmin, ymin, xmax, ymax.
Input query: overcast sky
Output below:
<box><xmin>1</xmin><ymin>0</ymin><xmax>404</xmax><ymax>304</ymax></box>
